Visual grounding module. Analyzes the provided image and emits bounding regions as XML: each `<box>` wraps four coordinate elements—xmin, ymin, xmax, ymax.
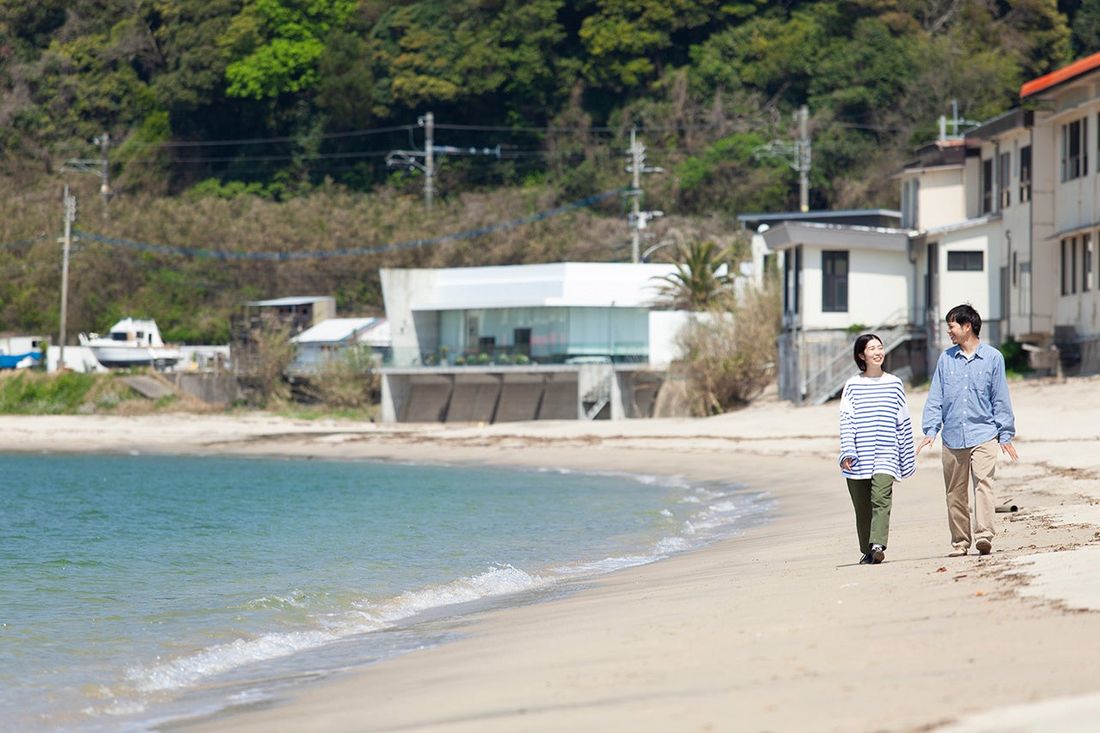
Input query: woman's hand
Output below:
<box><xmin>841</xmin><ymin>457</ymin><xmax>853</xmax><ymax>471</ymax></box>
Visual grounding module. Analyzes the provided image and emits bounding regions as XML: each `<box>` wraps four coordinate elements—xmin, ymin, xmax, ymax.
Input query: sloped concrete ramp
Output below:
<box><xmin>445</xmin><ymin>376</ymin><xmax>500</xmax><ymax>423</ymax></box>
<box><xmin>121</xmin><ymin>375</ymin><xmax>178</xmax><ymax>401</ymax></box>
<box><xmin>495</xmin><ymin>377</ymin><xmax>543</xmax><ymax>422</ymax></box>
<box><xmin>537</xmin><ymin>378</ymin><xmax>577</xmax><ymax>420</ymax></box>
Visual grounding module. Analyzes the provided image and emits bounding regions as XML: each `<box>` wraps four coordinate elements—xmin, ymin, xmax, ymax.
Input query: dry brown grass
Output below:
<box><xmin>673</xmin><ymin>282</ymin><xmax>781</xmax><ymax>415</ymax></box>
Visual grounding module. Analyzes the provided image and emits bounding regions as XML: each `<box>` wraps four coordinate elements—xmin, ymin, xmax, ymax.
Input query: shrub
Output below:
<box><xmin>673</xmin><ymin>283</ymin><xmax>780</xmax><ymax>415</ymax></box>
<box><xmin>1000</xmin><ymin>338</ymin><xmax>1032</xmax><ymax>373</ymax></box>
<box><xmin>0</xmin><ymin>372</ymin><xmax>137</xmax><ymax>414</ymax></box>
<box><xmin>241</xmin><ymin>324</ymin><xmax>295</xmax><ymax>406</ymax></box>
<box><xmin>300</xmin><ymin>347</ymin><xmax>379</xmax><ymax>410</ymax></box>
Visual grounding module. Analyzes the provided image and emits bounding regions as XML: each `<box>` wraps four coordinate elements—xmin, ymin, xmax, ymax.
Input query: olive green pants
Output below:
<box><xmin>846</xmin><ymin>473</ymin><xmax>894</xmax><ymax>552</ymax></box>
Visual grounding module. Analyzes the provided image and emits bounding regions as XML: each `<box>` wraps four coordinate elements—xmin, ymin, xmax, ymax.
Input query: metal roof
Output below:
<box><xmin>246</xmin><ymin>296</ymin><xmax>334</xmax><ymax>307</ymax></box>
<box><xmin>291</xmin><ymin>317</ymin><xmax>390</xmax><ymax>345</ymax></box>
<box><xmin>737</xmin><ymin>209</ymin><xmax>901</xmax><ymax>231</ymax></box>
<box><xmin>1021</xmin><ymin>50</ymin><xmax>1100</xmax><ymax>99</ymax></box>
<box><xmin>760</xmin><ymin>221</ymin><xmax>910</xmax><ymax>253</ymax></box>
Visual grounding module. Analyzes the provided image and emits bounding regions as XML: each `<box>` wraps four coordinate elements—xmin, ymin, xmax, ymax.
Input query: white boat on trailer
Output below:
<box><xmin>78</xmin><ymin>318</ymin><xmax>182</xmax><ymax>369</ymax></box>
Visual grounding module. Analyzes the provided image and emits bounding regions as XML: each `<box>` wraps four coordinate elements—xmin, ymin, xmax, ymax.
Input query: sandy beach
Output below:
<box><xmin>5</xmin><ymin>375</ymin><xmax>1100</xmax><ymax>732</ymax></box>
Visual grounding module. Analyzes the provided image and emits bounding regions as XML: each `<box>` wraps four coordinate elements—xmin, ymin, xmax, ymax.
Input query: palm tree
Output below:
<box><xmin>656</xmin><ymin>240</ymin><xmax>734</xmax><ymax>310</ymax></box>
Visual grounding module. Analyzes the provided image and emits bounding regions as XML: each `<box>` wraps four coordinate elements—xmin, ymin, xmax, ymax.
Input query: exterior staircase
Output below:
<box><xmin>803</xmin><ymin>311</ymin><xmax>918</xmax><ymax>405</ymax></box>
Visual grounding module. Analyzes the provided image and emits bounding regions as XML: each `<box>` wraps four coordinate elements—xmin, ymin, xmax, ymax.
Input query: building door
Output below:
<box><xmin>513</xmin><ymin>328</ymin><xmax>531</xmax><ymax>356</ymax></box>
<box><xmin>465</xmin><ymin>315</ymin><xmax>479</xmax><ymax>354</ymax></box>
<box><xmin>925</xmin><ymin>242</ymin><xmax>940</xmax><ymax>358</ymax></box>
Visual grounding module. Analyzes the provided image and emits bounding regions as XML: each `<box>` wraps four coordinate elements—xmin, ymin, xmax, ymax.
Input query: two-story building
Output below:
<box><xmin>378</xmin><ymin>262</ymin><xmax>697</xmax><ymax>422</ymax></box>
<box><xmin>763</xmin><ymin>51</ymin><xmax>1100</xmax><ymax>404</ymax></box>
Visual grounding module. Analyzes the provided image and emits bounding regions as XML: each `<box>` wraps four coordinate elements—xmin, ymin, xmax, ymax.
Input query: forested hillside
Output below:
<box><xmin>0</xmin><ymin>0</ymin><xmax>1094</xmax><ymax>342</ymax></box>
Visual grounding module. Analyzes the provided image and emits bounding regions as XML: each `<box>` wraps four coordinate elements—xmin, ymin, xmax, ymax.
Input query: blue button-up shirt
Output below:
<box><xmin>922</xmin><ymin>342</ymin><xmax>1016</xmax><ymax>450</ymax></box>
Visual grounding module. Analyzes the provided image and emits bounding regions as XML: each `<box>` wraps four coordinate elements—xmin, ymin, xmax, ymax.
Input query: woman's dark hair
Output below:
<box><xmin>945</xmin><ymin>303</ymin><xmax>982</xmax><ymax>336</ymax></box>
<box><xmin>853</xmin><ymin>333</ymin><xmax>883</xmax><ymax>372</ymax></box>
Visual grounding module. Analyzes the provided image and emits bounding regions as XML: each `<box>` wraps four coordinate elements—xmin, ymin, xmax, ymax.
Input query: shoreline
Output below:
<box><xmin>6</xmin><ymin>375</ymin><xmax>1100</xmax><ymax>732</ymax></box>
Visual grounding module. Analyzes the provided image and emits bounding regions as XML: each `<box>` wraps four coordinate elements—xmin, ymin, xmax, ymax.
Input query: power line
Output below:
<box><xmin>71</xmin><ymin>188</ymin><xmax>624</xmax><ymax>261</ymax></box>
<box><xmin>124</xmin><ymin>124</ymin><xmax>417</xmax><ymax>150</ymax></box>
<box><xmin>0</xmin><ymin>235</ymin><xmax>49</xmax><ymax>250</ymax></box>
<box><xmin>125</xmin><ymin>150</ymin><xmax>394</xmax><ymax>165</ymax></box>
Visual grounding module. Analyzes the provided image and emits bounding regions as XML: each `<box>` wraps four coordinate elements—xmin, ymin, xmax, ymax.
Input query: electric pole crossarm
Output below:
<box><xmin>60</xmin><ymin>131</ymin><xmax>111</xmax><ymax>219</ymax></box>
<box><xmin>754</xmin><ymin>105</ymin><xmax>812</xmax><ymax>212</ymax></box>
<box><xmin>626</xmin><ymin>127</ymin><xmax>664</xmax><ymax>263</ymax></box>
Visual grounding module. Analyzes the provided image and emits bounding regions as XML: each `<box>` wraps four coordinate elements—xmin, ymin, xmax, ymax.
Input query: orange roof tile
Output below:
<box><xmin>1021</xmin><ymin>51</ymin><xmax>1100</xmax><ymax>99</ymax></box>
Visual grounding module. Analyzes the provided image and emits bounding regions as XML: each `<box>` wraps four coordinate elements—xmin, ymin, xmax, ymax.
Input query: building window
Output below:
<box><xmin>981</xmin><ymin>158</ymin><xmax>993</xmax><ymax>214</ymax></box>
<box><xmin>1062</xmin><ymin>239</ymin><xmax>1068</xmax><ymax>295</ymax></box>
<box><xmin>821</xmin><ymin>250</ymin><xmax>849</xmax><ymax>312</ymax></box>
<box><xmin>946</xmin><ymin>251</ymin><xmax>984</xmax><ymax>271</ymax></box>
<box><xmin>901</xmin><ymin>178</ymin><xmax>919</xmax><ymax>229</ymax></box>
<box><xmin>999</xmin><ymin>152</ymin><xmax>1011</xmax><ymax>208</ymax></box>
<box><xmin>1062</xmin><ymin>118</ymin><xmax>1088</xmax><ymax>181</ymax></box>
<box><xmin>1085</xmin><ymin>233</ymin><xmax>1094</xmax><ymax>293</ymax></box>
<box><xmin>1062</xmin><ymin>237</ymin><xmax>1078</xmax><ymax>295</ymax></box>
<box><xmin>1019</xmin><ymin>145</ymin><xmax>1032</xmax><ymax>202</ymax></box>
<box><xmin>783</xmin><ymin>246</ymin><xmax>802</xmax><ymax>316</ymax></box>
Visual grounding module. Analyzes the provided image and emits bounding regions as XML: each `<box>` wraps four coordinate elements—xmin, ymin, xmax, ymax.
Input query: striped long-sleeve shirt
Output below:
<box><xmin>838</xmin><ymin>373</ymin><xmax>917</xmax><ymax>481</ymax></box>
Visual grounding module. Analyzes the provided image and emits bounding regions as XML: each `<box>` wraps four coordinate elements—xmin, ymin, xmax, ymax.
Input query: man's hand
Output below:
<box><xmin>1001</xmin><ymin>442</ymin><xmax>1019</xmax><ymax>462</ymax></box>
<box><xmin>841</xmin><ymin>457</ymin><xmax>853</xmax><ymax>471</ymax></box>
<box><xmin>915</xmin><ymin>435</ymin><xmax>935</xmax><ymax>455</ymax></box>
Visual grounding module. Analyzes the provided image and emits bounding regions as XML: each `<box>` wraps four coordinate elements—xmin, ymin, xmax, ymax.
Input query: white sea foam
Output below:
<box><xmin>655</xmin><ymin>536</ymin><xmax>689</xmax><ymax>554</ymax></box>
<box><xmin>128</xmin><ymin>629</ymin><xmax>338</xmax><ymax>693</ymax></box>
<box><xmin>553</xmin><ymin>554</ymin><xmax>659</xmax><ymax>575</ymax></box>
<box><xmin>126</xmin><ymin>564</ymin><xmax>550</xmax><ymax>695</ymax></box>
<box><xmin>347</xmin><ymin>564</ymin><xmax>550</xmax><ymax>630</ymax></box>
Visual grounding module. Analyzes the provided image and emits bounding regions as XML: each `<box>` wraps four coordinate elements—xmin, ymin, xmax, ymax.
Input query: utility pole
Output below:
<box><xmin>387</xmin><ymin>113</ymin><xmax>501</xmax><ymax>211</ymax></box>
<box><xmin>755</xmin><ymin>104</ymin><xmax>812</xmax><ymax>213</ymax></box>
<box><xmin>797</xmin><ymin>105</ymin><xmax>810</xmax><ymax>213</ymax></box>
<box><xmin>626</xmin><ymin>127</ymin><xmax>663</xmax><ymax>263</ymax></box>
<box><xmin>423</xmin><ymin>112</ymin><xmax>434</xmax><ymax>210</ymax></box>
<box><xmin>97</xmin><ymin>132</ymin><xmax>110</xmax><ymax>218</ymax></box>
<box><xmin>61</xmin><ymin>131</ymin><xmax>111</xmax><ymax>219</ymax></box>
<box><xmin>58</xmin><ymin>186</ymin><xmax>76</xmax><ymax>372</ymax></box>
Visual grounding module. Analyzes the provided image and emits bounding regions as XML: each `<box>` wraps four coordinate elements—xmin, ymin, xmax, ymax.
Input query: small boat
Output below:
<box><xmin>78</xmin><ymin>318</ymin><xmax>182</xmax><ymax>369</ymax></box>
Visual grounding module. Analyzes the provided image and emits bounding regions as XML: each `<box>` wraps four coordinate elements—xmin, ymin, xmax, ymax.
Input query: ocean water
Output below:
<box><xmin>0</xmin><ymin>453</ymin><xmax>772</xmax><ymax>732</ymax></box>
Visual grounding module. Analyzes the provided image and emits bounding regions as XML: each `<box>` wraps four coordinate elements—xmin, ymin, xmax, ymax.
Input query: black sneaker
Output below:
<box><xmin>870</xmin><ymin>544</ymin><xmax>885</xmax><ymax>564</ymax></box>
<box><xmin>859</xmin><ymin>553</ymin><xmax>872</xmax><ymax>564</ymax></box>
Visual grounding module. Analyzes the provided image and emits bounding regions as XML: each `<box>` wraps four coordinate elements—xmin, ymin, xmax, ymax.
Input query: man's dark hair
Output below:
<box><xmin>945</xmin><ymin>303</ymin><xmax>982</xmax><ymax>336</ymax></box>
<box><xmin>853</xmin><ymin>333</ymin><xmax>883</xmax><ymax>372</ymax></box>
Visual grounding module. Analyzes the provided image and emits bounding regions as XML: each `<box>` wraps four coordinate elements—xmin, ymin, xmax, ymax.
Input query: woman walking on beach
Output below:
<box><xmin>839</xmin><ymin>334</ymin><xmax>917</xmax><ymax>564</ymax></box>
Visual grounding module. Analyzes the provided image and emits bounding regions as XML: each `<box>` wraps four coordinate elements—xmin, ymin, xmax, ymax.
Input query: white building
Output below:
<box><xmin>379</xmin><ymin>262</ymin><xmax>698</xmax><ymax>422</ymax></box>
<box><xmin>288</xmin><ymin>317</ymin><xmax>391</xmax><ymax>375</ymax></box>
<box><xmin>761</xmin><ymin>51</ymin><xmax>1100</xmax><ymax>404</ymax></box>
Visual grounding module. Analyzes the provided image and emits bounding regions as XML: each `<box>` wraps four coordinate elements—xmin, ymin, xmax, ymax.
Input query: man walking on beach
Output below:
<box><xmin>917</xmin><ymin>304</ymin><xmax>1017</xmax><ymax>557</ymax></box>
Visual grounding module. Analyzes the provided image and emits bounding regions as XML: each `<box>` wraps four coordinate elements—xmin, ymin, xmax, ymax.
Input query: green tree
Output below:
<box><xmin>221</xmin><ymin>0</ymin><xmax>358</xmax><ymax>100</ymax></box>
<box><xmin>1071</xmin><ymin>0</ymin><xmax>1100</xmax><ymax>55</ymax></box>
<box><xmin>657</xmin><ymin>240</ymin><xmax>734</xmax><ymax>310</ymax></box>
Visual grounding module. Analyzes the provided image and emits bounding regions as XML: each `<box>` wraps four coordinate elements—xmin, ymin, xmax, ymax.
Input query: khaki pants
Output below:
<box><xmin>942</xmin><ymin>439</ymin><xmax>998</xmax><ymax>550</ymax></box>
